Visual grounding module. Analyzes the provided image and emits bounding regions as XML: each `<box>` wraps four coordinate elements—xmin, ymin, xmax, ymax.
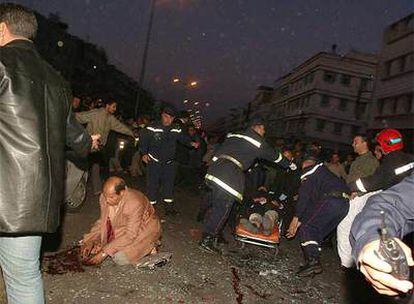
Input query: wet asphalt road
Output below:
<box><xmin>32</xmin><ymin>176</ymin><xmax>409</xmax><ymax>304</ymax></box>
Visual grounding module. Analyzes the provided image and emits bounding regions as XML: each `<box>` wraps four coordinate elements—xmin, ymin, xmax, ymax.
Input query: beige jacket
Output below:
<box><xmin>82</xmin><ymin>188</ymin><xmax>161</xmax><ymax>264</ymax></box>
<box><xmin>76</xmin><ymin>108</ymin><xmax>134</xmax><ymax>146</ymax></box>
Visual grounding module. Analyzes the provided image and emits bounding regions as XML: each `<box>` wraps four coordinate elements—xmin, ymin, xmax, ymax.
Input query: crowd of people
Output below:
<box><xmin>0</xmin><ymin>3</ymin><xmax>412</xmax><ymax>304</ymax></box>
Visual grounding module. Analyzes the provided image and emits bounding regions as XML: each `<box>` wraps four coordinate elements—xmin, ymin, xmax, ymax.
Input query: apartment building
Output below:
<box><xmin>369</xmin><ymin>13</ymin><xmax>414</xmax><ymax>152</ymax></box>
<box><xmin>266</xmin><ymin>50</ymin><xmax>377</xmax><ymax>151</ymax></box>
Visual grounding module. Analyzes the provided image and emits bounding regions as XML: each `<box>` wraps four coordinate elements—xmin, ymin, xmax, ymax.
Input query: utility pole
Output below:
<box><xmin>134</xmin><ymin>0</ymin><xmax>156</xmax><ymax>119</ymax></box>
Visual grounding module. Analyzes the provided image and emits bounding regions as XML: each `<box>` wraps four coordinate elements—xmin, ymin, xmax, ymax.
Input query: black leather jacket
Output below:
<box><xmin>0</xmin><ymin>39</ymin><xmax>91</xmax><ymax>233</ymax></box>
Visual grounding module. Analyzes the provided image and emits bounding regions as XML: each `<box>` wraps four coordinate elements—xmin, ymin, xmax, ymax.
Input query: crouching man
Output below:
<box><xmin>80</xmin><ymin>177</ymin><xmax>161</xmax><ymax>265</ymax></box>
<box><xmin>286</xmin><ymin>155</ymin><xmax>350</xmax><ymax>277</ymax></box>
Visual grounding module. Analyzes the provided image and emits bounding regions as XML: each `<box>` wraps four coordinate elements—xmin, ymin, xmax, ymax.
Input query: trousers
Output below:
<box><xmin>147</xmin><ymin>161</ymin><xmax>176</xmax><ymax>204</ymax></box>
<box><xmin>336</xmin><ymin>191</ymin><xmax>380</xmax><ymax>267</ymax></box>
<box><xmin>0</xmin><ymin>236</ymin><xmax>44</xmax><ymax>304</ymax></box>
<box><xmin>299</xmin><ymin>198</ymin><xmax>349</xmax><ymax>259</ymax></box>
<box><xmin>203</xmin><ymin>184</ymin><xmax>236</xmax><ymax>236</ymax></box>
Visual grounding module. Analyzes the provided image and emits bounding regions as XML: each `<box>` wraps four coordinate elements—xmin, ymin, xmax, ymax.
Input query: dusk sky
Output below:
<box><xmin>14</xmin><ymin>0</ymin><xmax>414</xmax><ymax>121</ymax></box>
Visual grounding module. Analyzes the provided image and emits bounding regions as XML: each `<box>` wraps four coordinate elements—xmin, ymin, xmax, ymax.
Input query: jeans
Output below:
<box><xmin>0</xmin><ymin>236</ymin><xmax>44</xmax><ymax>304</ymax></box>
<box><xmin>336</xmin><ymin>191</ymin><xmax>380</xmax><ymax>267</ymax></box>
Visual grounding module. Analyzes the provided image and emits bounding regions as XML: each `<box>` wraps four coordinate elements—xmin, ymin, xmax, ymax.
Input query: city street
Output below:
<box><xmin>31</xmin><ymin>176</ymin><xmax>395</xmax><ymax>304</ymax></box>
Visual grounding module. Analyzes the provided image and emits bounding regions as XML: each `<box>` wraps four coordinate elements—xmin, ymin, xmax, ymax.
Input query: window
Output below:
<box><xmin>304</xmin><ymin>72</ymin><xmax>314</xmax><ymax>85</ymax></box>
<box><xmin>281</xmin><ymin>86</ymin><xmax>289</xmax><ymax>96</ymax></box>
<box><xmin>303</xmin><ymin>95</ymin><xmax>310</xmax><ymax>108</ymax></box>
<box><xmin>378</xmin><ymin>99</ymin><xmax>385</xmax><ymax>114</ymax></box>
<box><xmin>334</xmin><ymin>123</ymin><xmax>343</xmax><ymax>134</ymax></box>
<box><xmin>320</xmin><ymin>94</ymin><xmax>330</xmax><ymax>107</ymax></box>
<box><xmin>352</xmin><ymin>126</ymin><xmax>360</xmax><ymax>135</ymax></box>
<box><xmin>339</xmin><ymin>99</ymin><xmax>347</xmax><ymax>111</ymax></box>
<box><xmin>308</xmin><ymin>71</ymin><xmax>315</xmax><ymax>83</ymax></box>
<box><xmin>398</xmin><ymin>56</ymin><xmax>406</xmax><ymax>72</ymax></box>
<box><xmin>361</xmin><ymin>78</ymin><xmax>369</xmax><ymax>90</ymax></box>
<box><xmin>384</xmin><ymin>61</ymin><xmax>391</xmax><ymax>77</ymax></box>
<box><xmin>404</xmin><ymin>94</ymin><xmax>413</xmax><ymax>112</ymax></box>
<box><xmin>341</xmin><ymin>74</ymin><xmax>351</xmax><ymax>86</ymax></box>
<box><xmin>392</xmin><ymin>99</ymin><xmax>398</xmax><ymax>113</ymax></box>
<box><xmin>323</xmin><ymin>71</ymin><xmax>336</xmax><ymax>83</ymax></box>
<box><xmin>316</xmin><ymin>119</ymin><xmax>325</xmax><ymax>132</ymax></box>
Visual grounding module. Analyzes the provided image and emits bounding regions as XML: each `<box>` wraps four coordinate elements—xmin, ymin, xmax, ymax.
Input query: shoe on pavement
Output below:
<box><xmin>296</xmin><ymin>259</ymin><xmax>323</xmax><ymax>278</ymax></box>
<box><xmin>199</xmin><ymin>235</ymin><xmax>221</xmax><ymax>254</ymax></box>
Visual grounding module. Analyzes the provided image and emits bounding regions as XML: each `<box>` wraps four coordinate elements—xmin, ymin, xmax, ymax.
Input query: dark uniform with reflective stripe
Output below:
<box><xmin>296</xmin><ymin>163</ymin><xmax>350</xmax><ymax>263</ymax></box>
<box><xmin>203</xmin><ymin>128</ymin><xmax>291</xmax><ymax>237</ymax></box>
<box><xmin>349</xmin><ymin>151</ymin><xmax>414</xmax><ymax>194</ymax></box>
<box><xmin>139</xmin><ymin>121</ymin><xmax>193</xmax><ymax>206</ymax></box>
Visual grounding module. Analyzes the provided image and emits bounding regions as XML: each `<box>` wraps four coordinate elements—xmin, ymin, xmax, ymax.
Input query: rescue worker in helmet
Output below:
<box><xmin>337</xmin><ymin>128</ymin><xmax>414</xmax><ymax>268</ymax></box>
<box><xmin>199</xmin><ymin>117</ymin><xmax>297</xmax><ymax>253</ymax></box>
<box><xmin>349</xmin><ymin>129</ymin><xmax>414</xmax><ymax>194</ymax></box>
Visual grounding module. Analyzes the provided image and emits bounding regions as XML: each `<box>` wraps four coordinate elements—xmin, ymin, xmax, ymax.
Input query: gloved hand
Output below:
<box><xmin>289</xmin><ymin>162</ymin><xmax>297</xmax><ymax>171</ymax></box>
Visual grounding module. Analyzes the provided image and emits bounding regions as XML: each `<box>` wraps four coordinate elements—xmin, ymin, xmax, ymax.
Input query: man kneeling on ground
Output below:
<box><xmin>80</xmin><ymin>177</ymin><xmax>161</xmax><ymax>265</ymax></box>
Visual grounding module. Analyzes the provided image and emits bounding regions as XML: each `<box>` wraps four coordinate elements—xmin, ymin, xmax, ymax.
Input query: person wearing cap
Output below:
<box><xmin>199</xmin><ymin>117</ymin><xmax>297</xmax><ymax>253</ymax></box>
<box><xmin>286</xmin><ymin>155</ymin><xmax>350</xmax><ymax>277</ymax></box>
<box><xmin>336</xmin><ymin>128</ymin><xmax>414</xmax><ymax>268</ymax></box>
<box><xmin>139</xmin><ymin>106</ymin><xmax>199</xmax><ymax>215</ymax></box>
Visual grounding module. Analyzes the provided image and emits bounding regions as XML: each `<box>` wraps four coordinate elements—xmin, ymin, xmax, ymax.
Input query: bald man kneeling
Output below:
<box><xmin>80</xmin><ymin>177</ymin><xmax>161</xmax><ymax>266</ymax></box>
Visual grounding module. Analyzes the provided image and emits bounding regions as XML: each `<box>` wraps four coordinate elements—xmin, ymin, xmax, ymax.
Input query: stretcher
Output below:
<box><xmin>234</xmin><ymin>220</ymin><xmax>282</xmax><ymax>256</ymax></box>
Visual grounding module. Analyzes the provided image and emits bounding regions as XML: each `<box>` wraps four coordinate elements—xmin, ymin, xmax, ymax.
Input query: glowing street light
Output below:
<box><xmin>173</xmin><ymin>78</ymin><xmax>180</xmax><ymax>83</ymax></box>
<box><xmin>190</xmin><ymin>81</ymin><xmax>198</xmax><ymax>87</ymax></box>
<box><xmin>194</xmin><ymin>101</ymin><xmax>199</xmax><ymax>105</ymax></box>
<box><xmin>183</xmin><ymin>99</ymin><xmax>188</xmax><ymax>104</ymax></box>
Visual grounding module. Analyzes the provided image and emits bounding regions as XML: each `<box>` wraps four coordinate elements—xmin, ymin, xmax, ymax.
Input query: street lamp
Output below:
<box><xmin>134</xmin><ymin>0</ymin><xmax>156</xmax><ymax>119</ymax></box>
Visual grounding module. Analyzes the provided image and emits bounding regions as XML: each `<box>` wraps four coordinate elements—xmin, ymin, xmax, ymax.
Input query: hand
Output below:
<box><xmin>80</xmin><ymin>241</ymin><xmax>97</xmax><ymax>260</ymax></box>
<box><xmin>83</xmin><ymin>250</ymin><xmax>108</xmax><ymax>266</ymax></box>
<box><xmin>191</xmin><ymin>141</ymin><xmax>200</xmax><ymax>149</ymax></box>
<box><xmin>358</xmin><ymin>239</ymin><xmax>413</xmax><ymax>296</ymax></box>
<box><xmin>286</xmin><ymin>216</ymin><xmax>301</xmax><ymax>238</ymax></box>
<box><xmin>91</xmin><ymin>134</ymin><xmax>101</xmax><ymax>151</ymax></box>
<box><xmin>90</xmin><ymin>243</ymin><xmax>102</xmax><ymax>256</ymax></box>
<box><xmin>142</xmin><ymin>154</ymin><xmax>150</xmax><ymax>164</ymax></box>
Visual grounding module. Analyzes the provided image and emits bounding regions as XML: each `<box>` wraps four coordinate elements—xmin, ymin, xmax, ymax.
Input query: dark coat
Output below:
<box><xmin>0</xmin><ymin>40</ymin><xmax>91</xmax><ymax>233</ymax></box>
<box><xmin>206</xmin><ymin>128</ymin><xmax>290</xmax><ymax>201</ymax></box>
<box><xmin>295</xmin><ymin>163</ymin><xmax>350</xmax><ymax>221</ymax></box>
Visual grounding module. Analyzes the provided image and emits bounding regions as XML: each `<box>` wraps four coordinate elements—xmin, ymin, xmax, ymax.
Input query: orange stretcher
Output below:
<box><xmin>234</xmin><ymin>220</ymin><xmax>281</xmax><ymax>254</ymax></box>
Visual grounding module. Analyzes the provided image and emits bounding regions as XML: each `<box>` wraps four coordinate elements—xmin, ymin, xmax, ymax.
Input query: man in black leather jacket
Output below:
<box><xmin>0</xmin><ymin>3</ymin><xmax>98</xmax><ymax>303</ymax></box>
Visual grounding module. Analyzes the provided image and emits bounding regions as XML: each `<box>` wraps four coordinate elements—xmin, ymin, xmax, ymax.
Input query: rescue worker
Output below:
<box><xmin>351</xmin><ymin>172</ymin><xmax>414</xmax><ymax>296</ymax></box>
<box><xmin>139</xmin><ymin>106</ymin><xmax>199</xmax><ymax>215</ymax></box>
<box><xmin>199</xmin><ymin>118</ymin><xmax>297</xmax><ymax>253</ymax></box>
<box><xmin>337</xmin><ymin>128</ymin><xmax>414</xmax><ymax>267</ymax></box>
<box><xmin>349</xmin><ymin>129</ymin><xmax>414</xmax><ymax>194</ymax></box>
<box><xmin>286</xmin><ymin>155</ymin><xmax>350</xmax><ymax>277</ymax></box>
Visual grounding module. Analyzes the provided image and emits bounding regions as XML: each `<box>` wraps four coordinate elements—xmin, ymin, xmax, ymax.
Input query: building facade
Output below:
<box><xmin>368</xmin><ymin>13</ymin><xmax>414</xmax><ymax>152</ymax></box>
<box><xmin>264</xmin><ymin>51</ymin><xmax>377</xmax><ymax>151</ymax></box>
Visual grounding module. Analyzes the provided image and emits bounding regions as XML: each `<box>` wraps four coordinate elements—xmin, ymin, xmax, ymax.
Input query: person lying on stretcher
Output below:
<box><xmin>239</xmin><ymin>189</ymin><xmax>284</xmax><ymax>235</ymax></box>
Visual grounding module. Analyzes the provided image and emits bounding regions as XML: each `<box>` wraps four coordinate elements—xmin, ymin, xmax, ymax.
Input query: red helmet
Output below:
<box><xmin>376</xmin><ymin>129</ymin><xmax>404</xmax><ymax>153</ymax></box>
